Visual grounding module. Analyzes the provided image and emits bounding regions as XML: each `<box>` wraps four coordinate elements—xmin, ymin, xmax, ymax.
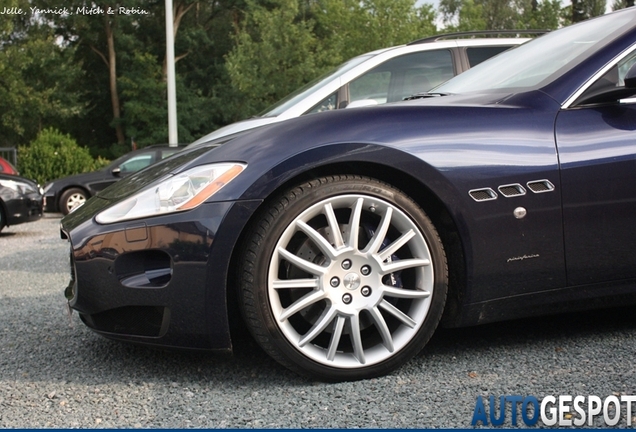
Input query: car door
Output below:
<box><xmin>555</xmin><ymin>49</ymin><xmax>636</xmax><ymax>286</ymax></box>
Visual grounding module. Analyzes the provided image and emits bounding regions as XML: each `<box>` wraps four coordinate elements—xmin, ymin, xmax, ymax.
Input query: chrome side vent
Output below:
<box><xmin>498</xmin><ymin>183</ymin><xmax>526</xmax><ymax>198</ymax></box>
<box><xmin>527</xmin><ymin>179</ymin><xmax>555</xmax><ymax>193</ymax></box>
<box><xmin>469</xmin><ymin>188</ymin><xmax>497</xmax><ymax>202</ymax></box>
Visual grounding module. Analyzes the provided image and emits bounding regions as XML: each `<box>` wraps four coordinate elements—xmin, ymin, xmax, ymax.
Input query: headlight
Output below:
<box><xmin>0</xmin><ymin>179</ymin><xmax>37</xmax><ymax>195</ymax></box>
<box><xmin>95</xmin><ymin>162</ymin><xmax>246</xmax><ymax>224</ymax></box>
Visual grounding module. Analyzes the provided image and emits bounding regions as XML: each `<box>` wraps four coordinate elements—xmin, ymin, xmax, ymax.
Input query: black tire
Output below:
<box><xmin>59</xmin><ymin>188</ymin><xmax>88</xmax><ymax>216</ymax></box>
<box><xmin>237</xmin><ymin>175</ymin><xmax>448</xmax><ymax>381</ymax></box>
<box><xmin>0</xmin><ymin>205</ymin><xmax>5</xmax><ymax>232</ymax></box>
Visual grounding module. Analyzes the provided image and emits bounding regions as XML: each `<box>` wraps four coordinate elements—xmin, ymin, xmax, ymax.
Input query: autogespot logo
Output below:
<box><xmin>471</xmin><ymin>395</ymin><xmax>636</xmax><ymax>427</ymax></box>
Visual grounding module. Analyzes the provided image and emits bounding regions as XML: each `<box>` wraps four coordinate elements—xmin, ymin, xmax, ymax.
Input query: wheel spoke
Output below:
<box><xmin>383</xmin><ymin>285</ymin><xmax>431</xmax><ymax>299</ymax></box>
<box><xmin>363</xmin><ymin>207</ymin><xmax>393</xmax><ymax>254</ymax></box>
<box><xmin>379</xmin><ymin>299</ymin><xmax>417</xmax><ymax>328</ymax></box>
<box><xmin>279</xmin><ymin>290</ymin><xmax>327</xmax><ymax>322</ymax></box>
<box><xmin>327</xmin><ymin>315</ymin><xmax>346</xmax><ymax>361</ymax></box>
<box><xmin>345</xmin><ymin>198</ymin><xmax>364</xmax><ymax>250</ymax></box>
<box><xmin>271</xmin><ymin>278</ymin><xmax>319</xmax><ymax>290</ymax></box>
<box><xmin>278</xmin><ymin>247</ymin><xmax>327</xmax><ymax>276</ymax></box>
<box><xmin>369</xmin><ymin>307</ymin><xmax>395</xmax><ymax>352</ymax></box>
<box><xmin>298</xmin><ymin>306</ymin><xmax>337</xmax><ymax>347</ymax></box>
<box><xmin>381</xmin><ymin>257</ymin><xmax>430</xmax><ymax>274</ymax></box>
<box><xmin>323</xmin><ymin>203</ymin><xmax>345</xmax><ymax>250</ymax></box>
<box><xmin>378</xmin><ymin>229</ymin><xmax>416</xmax><ymax>262</ymax></box>
<box><xmin>349</xmin><ymin>314</ymin><xmax>366</xmax><ymax>364</ymax></box>
<box><xmin>296</xmin><ymin>220</ymin><xmax>337</xmax><ymax>260</ymax></box>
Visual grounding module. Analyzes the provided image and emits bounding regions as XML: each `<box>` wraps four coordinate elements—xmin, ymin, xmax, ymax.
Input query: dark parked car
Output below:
<box><xmin>0</xmin><ymin>156</ymin><xmax>18</xmax><ymax>175</ymax></box>
<box><xmin>44</xmin><ymin>145</ymin><xmax>184</xmax><ymax>215</ymax></box>
<box><xmin>0</xmin><ymin>174</ymin><xmax>43</xmax><ymax>231</ymax></box>
<box><xmin>62</xmin><ymin>8</ymin><xmax>636</xmax><ymax>381</ymax></box>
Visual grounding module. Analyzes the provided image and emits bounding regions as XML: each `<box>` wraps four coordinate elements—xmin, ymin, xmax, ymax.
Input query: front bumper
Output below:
<box><xmin>62</xmin><ymin>197</ymin><xmax>261</xmax><ymax>351</ymax></box>
<box><xmin>5</xmin><ymin>192</ymin><xmax>43</xmax><ymax>226</ymax></box>
<box><xmin>43</xmin><ymin>192</ymin><xmax>57</xmax><ymax>212</ymax></box>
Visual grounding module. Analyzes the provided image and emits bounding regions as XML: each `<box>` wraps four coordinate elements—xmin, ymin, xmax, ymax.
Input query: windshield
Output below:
<box><xmin>435</xmin><ymin>10</ymin><xmax>636</xmax><ymax>95</ymax></box>
<box><xmin>259</xmin><ymin>53</ymin><xmax>376</xmax><ymax>117</ymax></box>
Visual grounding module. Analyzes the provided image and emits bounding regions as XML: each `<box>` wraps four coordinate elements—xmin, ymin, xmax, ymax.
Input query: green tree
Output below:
<box><xmin>0</xmin><ymin>26</ymin><xmax>84</xmax><ymax>147</ymax></box>
<box><xmin>226</xmin><ymin>0</ymin><xmax>437</xmax><ymax>118</ymax></box>
<box><xmin>440</xmin><ymin>0</ymin><xmax>565</xmax><ymax>30</ymax></box>
<box><xmin>612</xmin><ymin>0</ymin><xmax>635</xmax><ymax>10</ymax></box>
<box><xmin>37</xmin><ymin>0</ymin><xmax>246</xmax><ymax>154</ymax></box>
<box><xmin>18</xmin><ymin>128</ymin><xmax>104</xmax><ymax>184</ymax></box>
<box><xmin>313</xmin><ymin>0</ymin><xmax>437</xmax><ymax>62</ymax></box>
<box><xmin>225</xmin><ymin>0</ymin><xmax>325</xmax><ymax>116</ymax></box>
<box><xmin>568</xmin><ymin>0</ymin><xmax>606</xmax><ymax>22</ymax></box>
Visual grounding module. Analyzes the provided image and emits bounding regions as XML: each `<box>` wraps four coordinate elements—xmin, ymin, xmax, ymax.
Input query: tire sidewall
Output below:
<box><xmin>59</xmin><ymin>188</ymin><xmax>87</xmax><ymax>216</ymax></box>
<box><xmin>242</xmin><ymin>176</ymin><xmax>448</xmax><ymax>381</ymax></box>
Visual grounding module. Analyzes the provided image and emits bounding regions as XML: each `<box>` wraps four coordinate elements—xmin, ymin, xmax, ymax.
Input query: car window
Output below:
<box><xmin>578</xmin><ymin>49</ymin><xmax>636</xmax><ymax>101</ymax></box>
<box><xmin>466</xmin><ymin>46</ymin><xmax>511</xmax><ymax>67</ymax></box>
<box><xmin>119</xmin><ymin>154</ymin><xmax>154</xmax><ymax>173</ymax></box>
<box><xmin>350</xmin><ymin>70</ymin><xmax>391</xmax><ymax>104</ymax></box>
<box><xmin>436</xmin><ymin>13</ymin><xmax>636</xmax><ymax>95</ymax></box>
<box><xmin>349</xmin><ymin>50</ymin><xmax>454</xmax><ymax>104</ymax></box>
<box><xmin>618</xmin><ymin>50</ymin><xmax>636</xmax><ymax>86</ymax></box>
<box><xmin>259</xmin><ymin>54</ymin><xmax>374</xmax><ymax>117</ymax></box>
<box><xmin>161</xmin><ymin>149</ymin><xmax>181</xmax><ymax>159</ymax></box>
<box><xmin>307</xmin><ymin>92</ymin><xmax>339</xmax><ymax>114</ymax></box>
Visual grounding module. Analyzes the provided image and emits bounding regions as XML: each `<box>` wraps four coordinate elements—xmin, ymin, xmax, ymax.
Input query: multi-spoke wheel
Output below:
<box><xmin>238</xmin><ymin>176</ymin><xmax>447</xmax><ymax>381</ymax></box>
<box><xmin>59</xmin><ymin>188</ymin><xmax>88</xmax><ymax>216</ymax></box>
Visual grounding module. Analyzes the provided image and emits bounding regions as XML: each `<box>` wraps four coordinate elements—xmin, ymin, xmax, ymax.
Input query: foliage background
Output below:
<box><xmin>0</xmin><ymin>0</ymin><xmax>631</xmax><ymax>175</ymax></box>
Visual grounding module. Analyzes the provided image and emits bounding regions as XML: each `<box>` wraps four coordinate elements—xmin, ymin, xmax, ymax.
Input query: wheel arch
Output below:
<box><xmin>226</xmin><ymin>145</ymin><xmax>469</xmax><ymax>330</ymax></box>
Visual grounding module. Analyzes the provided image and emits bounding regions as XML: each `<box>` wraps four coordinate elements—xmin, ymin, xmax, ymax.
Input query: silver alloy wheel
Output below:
<box><xmin>66</xmin><ymin>192</ymin><xmax>86</xmax><ymax>213</ymax></box>
<box><xmin>267</xmin><ymin>194</ymin><xmax>434</xmax><ymax>368</ymax></box>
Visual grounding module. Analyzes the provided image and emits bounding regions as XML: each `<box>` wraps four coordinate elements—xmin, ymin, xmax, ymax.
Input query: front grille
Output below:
<box><xmin>83</xmin><ymin>306</ymin><xmax>168</xmax><ymax>337</ymax></box>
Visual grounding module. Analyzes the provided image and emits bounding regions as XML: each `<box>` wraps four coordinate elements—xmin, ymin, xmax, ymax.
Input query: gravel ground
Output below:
<box><xmin>1</xmin><ymin>214</ymin><xmax>635</xmax><ymax>428</ymax></box>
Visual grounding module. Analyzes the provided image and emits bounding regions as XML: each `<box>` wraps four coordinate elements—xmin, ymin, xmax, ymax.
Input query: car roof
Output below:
<box><xmin>408</xmin><ymin>29</ymin><xmax>549</xmax><ymax>45</ymax></box>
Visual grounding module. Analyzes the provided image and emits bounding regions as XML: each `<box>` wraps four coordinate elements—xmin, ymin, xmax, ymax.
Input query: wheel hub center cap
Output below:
<box><xmin>343</xmin><ymin>272</ymin><xmax>361</xmax><ymax>291</ymax></box>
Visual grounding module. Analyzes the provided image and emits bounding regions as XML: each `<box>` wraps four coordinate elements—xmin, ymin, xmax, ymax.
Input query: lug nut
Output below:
<box><xmin>342</xmin><ymin>293</ymin><xmax>352</xmax><ymax>304</ymax></box>
<box><xmin>361</xmin><ymin>286</ymin><xmax>372</xmax><ymax>297</ymax></box>
<box><xmin>341</xmin><ymin>259</ymin><xmax>352</xmax><ymax>270</ymax></box>
<box><xmin>330</xmin><ymin>277</ymin><xmax>340</xmax><ymax>287</ymax></box>
<box><xmin>361</xmin><ymin>265</ymin><xmax>371</xmax><ymax>276</ymax></box>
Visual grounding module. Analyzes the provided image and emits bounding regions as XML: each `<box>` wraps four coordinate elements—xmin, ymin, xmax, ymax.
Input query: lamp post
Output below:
<box><xmin>165</xmin><ymin>0</ymin><xmax>178</xmax><ymax>146</ymax></box>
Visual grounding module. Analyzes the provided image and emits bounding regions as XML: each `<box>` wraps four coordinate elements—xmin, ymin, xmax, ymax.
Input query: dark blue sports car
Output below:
<box><xmin>62</xmin><ymin>8</ymin><xmax>636</xmax><ymax>381</ymax></box>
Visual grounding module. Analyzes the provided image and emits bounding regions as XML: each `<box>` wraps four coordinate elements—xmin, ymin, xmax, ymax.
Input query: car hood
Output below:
<box><xmin>191</xmin><ymin>116</ymin><xmax>280</xmax><ymax>145</ymax></box>
<box><xmin>0</xmin><ymin>173</ymin><xmax>40</xmax><ymax>188</ymax></box>
<box><xmin>63</xmin><ymin>90</ymin><xmax>560</xmax><ymax>231</ymax></box>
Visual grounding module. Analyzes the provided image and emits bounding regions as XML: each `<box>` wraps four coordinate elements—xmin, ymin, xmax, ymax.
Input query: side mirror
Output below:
<box><xmin>624</xmin><ymin>62</ymin><xmax>636</xmax><ymax>88</ymax></box>
<box><xmin>112</xmin><ymin>167</ymin><xmax>121</xmax><ymax>176</ymax></box>
<box><xmin>346</xmin><ymin>99</ymin><xmax>379</xmax><ymax>109</ymax></box>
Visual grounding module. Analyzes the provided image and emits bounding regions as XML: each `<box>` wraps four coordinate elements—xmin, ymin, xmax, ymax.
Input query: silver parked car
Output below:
<box><xmin>194</xmin><ymin>31</ymin><xmax>541</xmax><ymax>143</ymax></box>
